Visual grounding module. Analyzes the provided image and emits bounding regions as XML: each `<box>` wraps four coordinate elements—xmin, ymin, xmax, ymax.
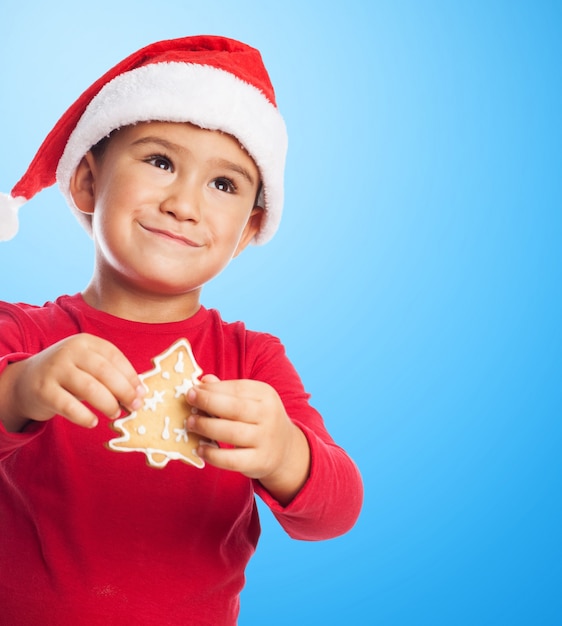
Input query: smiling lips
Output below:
<box><xmin>140</xmin><ymin>224</ymin><xmax>202</xmax><ymax>247</ymax></box>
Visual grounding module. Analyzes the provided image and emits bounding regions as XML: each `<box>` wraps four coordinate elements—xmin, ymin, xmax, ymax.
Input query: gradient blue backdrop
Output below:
<box><xmin>1</xmin><ymin>1</ymin><xmax>560</xmax><ymax>624</ymax></box>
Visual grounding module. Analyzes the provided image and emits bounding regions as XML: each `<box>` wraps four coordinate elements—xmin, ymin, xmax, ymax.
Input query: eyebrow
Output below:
<box><xmin>212</xmin><ymin>159</ymin><xmax>257</xmax><ymax>186</ymax></box>
<box><xmin>131</xmin><ymin>136</ymin><xmax>257</xmax><ymax>185</ymax></box>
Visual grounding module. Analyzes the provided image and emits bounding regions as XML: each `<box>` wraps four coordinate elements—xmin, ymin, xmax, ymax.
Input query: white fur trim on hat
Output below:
<box><xmin>57</xmin><ymin>62</ymin><xmax>288</xmax><ymax>245</ymax></box>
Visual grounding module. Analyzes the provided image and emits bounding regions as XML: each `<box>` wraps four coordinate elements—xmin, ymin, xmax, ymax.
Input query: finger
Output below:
<box><xmin>76</xmin><ymin>350</ymin><xmax>144</xmax><ymax>414</ymax></box>
<box><xmin>102</xmin><ymin>345</ymin><xmax>143</xmax><ymax>392</ymax></box>
<box><xmin>196</xmin><ymin>379</ymin><xmax>255</xmax><ymax>397</ymax></box>
<box><xmin>197</xmin><ymin>444</ymin><xmax>256</xmax><ymax>475</ymax></box>
<box><xmin>187</xmin><ymin>382</ymin><xmax>260</xmax><ymax>423</ymax></box>
<box><xmin>73</xmin><ymin>334</ymin><xmax>143</xmax><ymax>393</ymax></box>
<box><xmin>188</xmin><ymin>412</ymin><xmax>255</xmax><ymax>448</ymax></box>
<box><xmin>200</xmin><ymin>374</ymin><xmax>221</xmax><ymax>383</ymax></box>
<box><xmin>63</xmin><ymin>368</ymin><xmax>128</xmax><ymax>420</ymax></box>
<box><xmin>49</xmin><ymin>386</ymin><xmax>101</xmax><ymax>428</ymax></box>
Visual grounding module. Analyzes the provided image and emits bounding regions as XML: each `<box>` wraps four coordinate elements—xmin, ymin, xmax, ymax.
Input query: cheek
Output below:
<box><xmin>92</xmin><ymin>178</ymin><xmax>140</xmax><ymax>233</ymax></box>
<box><xmin>215</xmin><ymin>205</ymin><xmax>255</xmax><ymax>238</ymax></box>
<box><xmin>91</xmin><ymin>199</ymin><xmax>132</xmax><ymax>261</ymax></box>
<box><xmin>220</xmin><ymin>221</ymin><xmax>251</xmax><ymax>256</ymax></box>
<box><xmin>95</xmin><ymin>166</ymin><xmax>144</xmax><ymax>210</ymax></box>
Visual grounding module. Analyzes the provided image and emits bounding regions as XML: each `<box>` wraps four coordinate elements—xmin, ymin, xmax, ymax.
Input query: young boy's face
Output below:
<box><xmin>72</xmin><ymin>121</ymin><xmax>262</xmax><ymax>299</ymax></box>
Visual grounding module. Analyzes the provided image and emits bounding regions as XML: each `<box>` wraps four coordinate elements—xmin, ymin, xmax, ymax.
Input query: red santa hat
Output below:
<box><xmin>0</xmin><ymin>35</ymin><xmax>287</xmax><ymax>245</ymax></box>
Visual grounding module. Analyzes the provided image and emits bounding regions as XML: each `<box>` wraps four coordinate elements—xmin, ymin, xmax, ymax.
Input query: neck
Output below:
<box><xmin>82</xmin><ymin>280</ymin><xmax>202</xmax><ymax>323</ymax></box>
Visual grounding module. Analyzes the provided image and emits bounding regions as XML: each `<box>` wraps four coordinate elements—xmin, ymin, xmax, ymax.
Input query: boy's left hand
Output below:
<box><xmin>186</xmin><ymin>375</ymin><xmax>310</xmax><ymax>505</ymax></box>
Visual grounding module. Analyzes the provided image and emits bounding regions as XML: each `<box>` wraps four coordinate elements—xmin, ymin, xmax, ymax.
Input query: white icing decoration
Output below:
<box><xmin>162</xmin><ymin>416</ymin><xmax>171</xmax><ymax>440</ymax></box>
<box><xmin>174</xmin><ymin>378</ymin><xmax>192</xmax><ymax>398</ymax></box>
<box><xmin>162</xmin><ymin>371</ymin><xmax>171</xmax><ymax>380</ymax></box>
<box><xmin>173</xmin><ymin>420</ymin><xmax>189</xmax><ymax>443</ymax></box>
<box><xmin>174</xmin><ymin>351</ymin><xmax>185</xmax><ymax>373</ymax></box>
<box><xmin>137</xmin><ymin>425</ymin><xmax>147</xmax><ymax>435</ymax></box>
<box><xmin>143</xmin><ymin>389</ymin><xmax>166</xmax><ymax>411</ymax></box>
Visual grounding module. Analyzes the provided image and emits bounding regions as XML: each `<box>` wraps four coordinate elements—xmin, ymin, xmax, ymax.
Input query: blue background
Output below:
<box><xmin>1</xmin><ymin>1</ymin><xmax>560</xmax><ymax>624</ymax></box>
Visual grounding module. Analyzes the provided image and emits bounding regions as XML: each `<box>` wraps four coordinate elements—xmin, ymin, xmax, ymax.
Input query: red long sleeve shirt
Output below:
<box><xmin>0</xmin><ymin>294</ymin><xmax>362</xmax><ymax>625</ymax></box>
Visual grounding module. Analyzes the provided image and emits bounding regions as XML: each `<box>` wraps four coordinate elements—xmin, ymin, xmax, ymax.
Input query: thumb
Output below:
<box><xmin>200</xmin><ymin>373</ymin><xmax>221</xmax><ymax>384</ymax></box>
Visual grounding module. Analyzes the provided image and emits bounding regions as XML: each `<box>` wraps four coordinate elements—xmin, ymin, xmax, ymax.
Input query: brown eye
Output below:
<box><xmin>210</xmin><ymin>177</ymin><xmax>236</xmax><ymax>193</ymax></box>
<box><xmin>147</xmin><ymin>155</ymin><xmax>173</xmax><ymax>172</ymax></box>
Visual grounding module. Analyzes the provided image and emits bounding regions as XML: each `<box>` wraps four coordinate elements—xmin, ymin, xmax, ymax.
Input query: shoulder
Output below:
<box><xmin>0</xmin><ymin>294</ymin><xmax>82</xmax><ymax>350</ymax></box>
<box><xmin>0</xmin><ymin>299</ymin><xmax>44</xmax><ymax>330</ymax></box>
<box><xmin>206</xmin><ymin>307</ymin><xmax>284</xmax><ymax>350</ymax></box>
<box><xmin>196</xmin><ymin>308</ymin><xmax>288</xmax><ymax>378</ymax></box>
<box><xmin>0</xmin><ymin>294</ymin><xmax>77</xmax><ymax>325</ymax></box>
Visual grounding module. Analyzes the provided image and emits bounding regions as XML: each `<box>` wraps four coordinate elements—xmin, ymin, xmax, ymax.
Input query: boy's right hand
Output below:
<box><xmin>0</xmin><ymin>334</ymin><xmax>144</xmax><ymax>432</ymax></box>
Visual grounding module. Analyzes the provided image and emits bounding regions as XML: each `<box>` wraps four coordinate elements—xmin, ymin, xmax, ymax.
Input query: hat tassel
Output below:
<box><xmin>0</xmin><ymin>193</ymin><xmax>25</xmax><ymax>241</ymax></box>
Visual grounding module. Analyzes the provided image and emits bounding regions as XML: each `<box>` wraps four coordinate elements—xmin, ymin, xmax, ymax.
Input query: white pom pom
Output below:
<box><xmin>0</xmin><ymin>193</ymin><xmax>25</xmax><ymax>241</ymax></box>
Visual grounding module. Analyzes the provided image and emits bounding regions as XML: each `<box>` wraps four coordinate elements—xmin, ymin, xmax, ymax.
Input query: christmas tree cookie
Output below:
<box><xmin>108</xmin><ymin>338</ymin><xmax>215</xmax><ymax>468</ymax></box>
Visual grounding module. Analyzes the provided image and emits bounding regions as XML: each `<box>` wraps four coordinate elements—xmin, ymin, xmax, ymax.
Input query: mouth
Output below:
<box><xmin>140</xmin><ymin>224</ymin><xmax>202</xmax><ymax>248</ymax></box>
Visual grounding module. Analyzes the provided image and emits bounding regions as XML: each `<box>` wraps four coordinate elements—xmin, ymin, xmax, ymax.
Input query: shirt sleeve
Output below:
<box><xmin>248</xmin><ymin>334</ymin><xmax>363</xmax><ymax>540</ymax></box>
<box><xmin>0</xmin><ymin>303</ymin><xmax>48</xmax><ymax>457</ymax></box>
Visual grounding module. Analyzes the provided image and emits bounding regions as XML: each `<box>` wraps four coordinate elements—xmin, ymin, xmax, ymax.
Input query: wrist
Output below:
<box><xmin>259</xmin><ymin>424</ymin><xmax>310</xmax><ymax>506</ymax></box>
<box><xmin>0</xmin><ymin>361</ymin><xmax>32</xmax><ymax>433</ymax></box>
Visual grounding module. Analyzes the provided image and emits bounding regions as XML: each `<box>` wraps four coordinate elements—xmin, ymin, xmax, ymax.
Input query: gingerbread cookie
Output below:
<box><xmin>107</xmin><ymin>338</ymin><xmax>215</xmax><ymax>469</ymax></box>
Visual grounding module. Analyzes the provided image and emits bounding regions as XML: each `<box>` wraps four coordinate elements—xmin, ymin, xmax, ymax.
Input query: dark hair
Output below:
<box><xmin>89</xmin><ymin>130</ymin><xmax>117</xmax><ymax>161</ymax></box>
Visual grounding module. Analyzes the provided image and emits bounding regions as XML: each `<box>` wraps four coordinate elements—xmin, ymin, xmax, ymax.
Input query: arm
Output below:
<box><xmin>0</xmin><ymin>334</ymin><xmax>145</xmax><ymax>433</ymax></box>
<box><xmin>254</xmin><ymin>423</ymin><xmax>364</xmax><ymax>540</ymax></box>
<box><xmin>186</xmin><ymin>337</ymin><xmax>364</xmax><ymax>539</ymax></box>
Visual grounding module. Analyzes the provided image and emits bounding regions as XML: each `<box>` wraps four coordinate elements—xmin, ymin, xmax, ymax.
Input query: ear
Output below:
<box><xmin>69</xmin><ymin>152</ymin><xmax>97</xmax><ymax>215</ymax></box>
<box><xmin>234</xmin><ymin>207</ymin><xmax>264</xmax><ymax>257</ymax></box>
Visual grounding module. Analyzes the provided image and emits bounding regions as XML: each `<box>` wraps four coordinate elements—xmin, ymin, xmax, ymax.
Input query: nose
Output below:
<box><xmin>159</xmin><ymin>180</ymin><xmax>201</xmax><ymax>222</ymax></box>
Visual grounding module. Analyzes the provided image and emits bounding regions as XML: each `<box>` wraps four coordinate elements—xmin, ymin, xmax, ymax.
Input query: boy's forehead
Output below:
<box><xmin>113</xmin><ymin>121</ymin><xmax>256</xmax><ymax>156</ymax></box>
<box><xmin>105</xmin><ymin>121</ymin><xmax>260</xmax><ymax>178</ymax></box>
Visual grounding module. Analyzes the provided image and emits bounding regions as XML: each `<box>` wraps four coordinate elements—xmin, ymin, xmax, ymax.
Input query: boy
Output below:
<box><xmin>0</xmin><ymin>36</ymin><xmax>363</xmax><ymax>625</ymax></box>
